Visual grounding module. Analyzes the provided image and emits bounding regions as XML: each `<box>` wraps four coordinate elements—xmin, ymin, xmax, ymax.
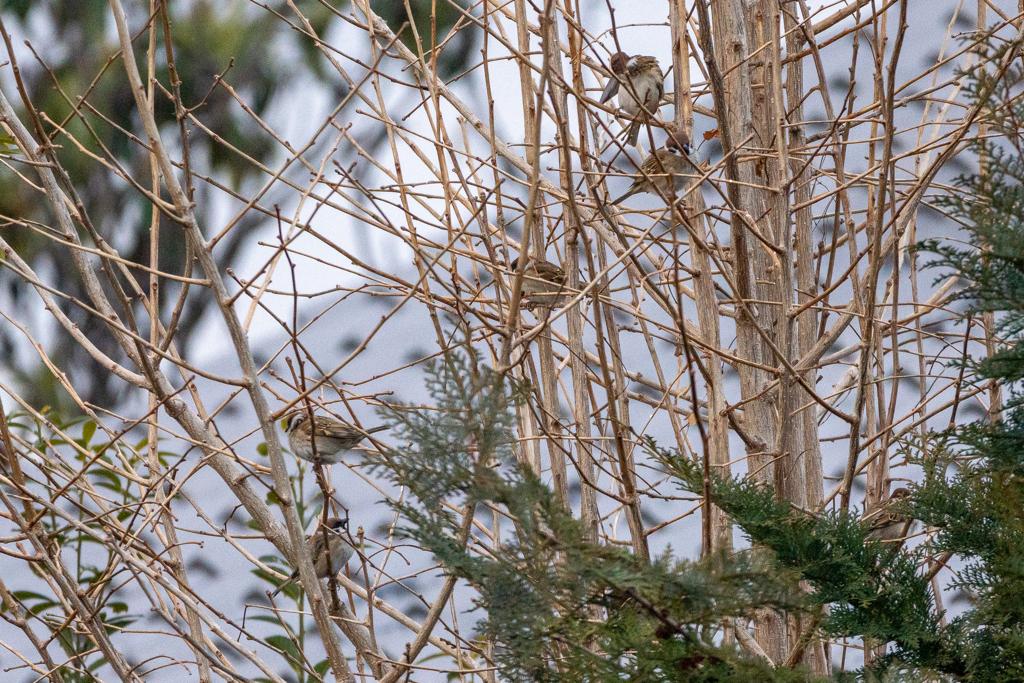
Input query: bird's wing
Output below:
<box><xmin>317</xmin><ymin>423</ymin><xmax>358</xmax><ymax>439</ymax></box>
<box><xmin>868</xmin><ymin>510</ymin><xmax>899</xmax><ymax>531</ymax></box>
<box><xmin>865</xmin><ymin>501</ymin><xmax>911</xmax><ymax>537</ymax></box>
<box><xmin>534</xmin><ymin>261</ymin><xmax>566</xmax><ymax>282</ymax></box>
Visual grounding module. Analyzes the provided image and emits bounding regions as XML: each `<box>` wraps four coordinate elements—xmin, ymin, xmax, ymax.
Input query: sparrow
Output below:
<box><xmin>599</xmin><ymin>52</ymin><xmax>665</xmax><ymax>147</ymax></box>
<box><xmin>612</xmin><ymin>130</ymin><xmax>693</xmax><ymax>205</ymax></box>
<box><xmin>509</xmin><ymin>255</ymin><xmax>583</xmax><ymax>309</ymax></box>
<box><xmin>272</xmin><ymin>517</ymin><xmax>354</xmax><ymax>597</ymax></box>
<box><xmin>863</xmin><ymin>487</ymin><xmax>914</xmax><ymax>545</ymax></box>
<box><xmin>509</xmin><ymin>256</ymin><xmax>566</xmax><ymax>296</ymax></box>
<box><xmin>280</xmin><ymin>412</ymin><xmax>387</xmax><ymax>463</ymax></box>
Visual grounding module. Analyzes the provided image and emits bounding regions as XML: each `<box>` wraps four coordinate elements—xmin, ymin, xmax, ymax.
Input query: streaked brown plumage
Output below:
<box><xmin>612</xmin><ymin>130</ymin><xmax>693</xmax><ymax>205</ymax></box>
<box><xmin>600</xmin><ymin>52</ymin><xmax>665</xmax><ymax>146</ymax></box>
<box><xmin>271</xmin><ymin>517</ymin><xmax>354</xmax><ymax>597</ymax></box>
<box><xmin>863</xmin><ymin>488</ymin><xmax>914</xmax><ymax>546</ymax></box>
<box><xmin>509</xmin><ymin>255</ymin><xmax>581</xmax><ymax>309</ymax></box>
<box><xmin>509</xmin><ymin>256</ymin><xmax>566</xmax><ymax>296</ymax></box>
<box><xmin>280</xmin><ymin>412</ymin><xmax>387</xmax><ymax>463</ymax></box>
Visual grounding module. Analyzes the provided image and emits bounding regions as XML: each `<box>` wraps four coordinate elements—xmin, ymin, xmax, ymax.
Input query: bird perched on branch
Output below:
<box><xmin>271</xmin><ymin>517</ymin><xmax>354</xmax><ymax>597</ymax></box>
<box><xmin>863</xmin><ymin>487</ymin><xmax>914</xmax><ymax>547</ymax></box>
<box><xmin>599</xmin><ymin>52</ymin><xmax>665</xmax><ymax>147</ymax></box>
<box><xmin>510</xmin><ymin>255</ymin><xmax>565</xmax><ymax>295</ymax></box>
<box><xmin>612</xmin><ymin>129</ymin><xmax>693</xmax><ymax>205</ymax></box>
<box><xmin>280</xmin><ymin>412</ymin><xmax>387</xmax><ymax>463</ymax></box>
<box><xmin>509</xmin><ymin>255</ymin><xmax>576</xmax><ymax>308</ymax></box>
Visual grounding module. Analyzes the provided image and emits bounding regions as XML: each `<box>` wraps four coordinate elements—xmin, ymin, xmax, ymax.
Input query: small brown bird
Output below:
<box><xmin>509</xmin><ymin>256</ymin><xmax>566</xmax><ymax>296</ymax></box>
<box><xmin>612</xmin><ymin>130</ymin><xmax>693</xmax><ymax>205</ymax></box>
<box><xmin>863</xmin><ymin>488</ymin><xmax>914</xmax><ymax>545</ymax></box>
<box><xmin>271</xmin><ymin>517</ymin><xmax>354</xmax><ymax>597</ymax></box>
<box><xmin>280</xmin><ymin>412</ymin><xmax>387</xmax><ymax>464</ymax></box>
<box><xmin>509</xmin><ymin>256</ymin><xmax>579</xmax><ymax>308</ymax></box>
<box><xmin>599</xmin><ymin>52</ymin><xmax>665</xmax><ymax>146</ymax></box>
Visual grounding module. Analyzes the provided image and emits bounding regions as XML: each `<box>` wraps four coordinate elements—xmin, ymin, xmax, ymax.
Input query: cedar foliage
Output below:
<box><xmin>372</xmin><ymin>351</ymin><xmax>814</xmax><ymax>682</ymax></box>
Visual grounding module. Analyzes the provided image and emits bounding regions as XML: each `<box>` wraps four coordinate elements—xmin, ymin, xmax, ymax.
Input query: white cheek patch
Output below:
<box><xmin>627</xmin><ymin>56</ymin><xmax>639</xmax><ymax>69</ymax></box>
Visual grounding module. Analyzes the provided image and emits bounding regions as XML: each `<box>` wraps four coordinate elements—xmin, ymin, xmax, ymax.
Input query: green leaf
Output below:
<box><xmin>82</xmin><ymin>421</ymin><xmax>96</xmax><ymax>445</ymax></box>
<box><xmin>257</xmin><ymin>442</ymin><xmax>268</xmax><ymax>456</ymax></box>
<box><xmin>314</xmin><ymin>659</ymin><xmax>331</xmax><ymax>676</ymax></box>
<box><xmin>13</xmin><ymin>591</ymin><xmax>59</xmax><ymax>615</ymax></box>
<box><xmin>248</xmin><ymin>615</ymin><xmax>285</xmax><ymax>625</ymax></box>
<box><xmin>252</xmin><ymin>567</ymin><xmax>285</xmax><ymax>586</ymax></box>
<box><xmin>91</xmin><ymin>469</ymin><xmax>124</xmax><ymax>495</ymax></box>
<box><xmin>266</xmin><ymin>634</ymin><xmax>303</xmax><ymax>675</ymax></box>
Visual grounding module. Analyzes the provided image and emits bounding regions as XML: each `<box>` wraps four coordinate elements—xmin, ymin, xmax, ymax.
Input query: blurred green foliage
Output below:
<box><xmin>372</xmin><ymin>0</ymin><xmax>476</xmax><ymax>78</ymax></box>
<box><xmin>0</xmin><ymin>0</ymin><xmax>476</xmax><ymax>413</ymax></box>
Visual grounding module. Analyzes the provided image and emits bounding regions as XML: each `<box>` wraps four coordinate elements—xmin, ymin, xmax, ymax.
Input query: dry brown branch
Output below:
<box><xmin>0</xmin><ymin>0</ymin><xmax>1003</xmax><ymax>678</ymax></box>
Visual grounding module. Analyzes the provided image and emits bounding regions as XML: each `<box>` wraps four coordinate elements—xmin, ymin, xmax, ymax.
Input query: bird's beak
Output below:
<box><xmin>599</xmin><ymin>78</ymin><xmax>619</xmax><ymax>105</ymax></box>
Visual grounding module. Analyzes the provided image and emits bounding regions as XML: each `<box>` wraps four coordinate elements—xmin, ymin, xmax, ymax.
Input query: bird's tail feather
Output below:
<box><xmin>612</xmin><ymin>186</ymin><xmax>637</xmax><ymax>205</ymax></box>
<box><xmin>271</xmin><ymin>572</ymin><xmax>298</xmax><ymax>597</ymax></box>
<box><xmin>626</xmin><ymin>120</ymin><xmax>641</xmax><ymax>147</ymax></box>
